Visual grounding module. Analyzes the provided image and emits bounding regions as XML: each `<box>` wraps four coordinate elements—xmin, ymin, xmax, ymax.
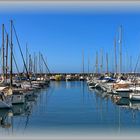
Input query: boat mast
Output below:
<box><xmin>106</xmin><ymin>53</ymin><xmax>108</xmax><ymax>73</ymax></box>
<box><xmin>41</xmin><ymin>54</ymin><xmax>50</xmax><ymax>74</ymax></box>
<box><xmin>34</xmin><ymin>52</ymin><xmax>36</xmax><ymax>74</ymax></box>
<box><xmin>88</xmin><ymin>55</ymin><xmax>90</xmax><ymax>75</ymax></box>
<box><xmin>45</xmin><ymin>56</ymin><xmax>48</xmax><ymax>74</ymax></box>
<box><xmin>114</xmin><ymin>37</ymin><xmax>117</xmax><ymax>73</ymax></box>
<box><xmin>26</xmin><ymin>43</ymin><xmax>28</xmax><ymax>72</ymax></box>
<box><xmin>126</xmin><ymin>52</ymin><xmax>128</xmax><ymax>74</ymax></box>
<box><xmin>29</xmin><ymin>54</ymin><xmax>32</xmax><ymax>74</ymax></box>
<box><xmin>12</xmin><ymin>22</ymin><xmax>31</xmax><ymax>83</ymax></box>
<box><xmin>119</xmin><ymin>25</ymin><xmax>122</xmax><ymax>74</ymax></box>
<box><xmin>5</xmin><ymin>34</ymin><xmax>8</xmax><ymax>83</ymax></box>
<box><xmin>130</xmin><ymin>56</ymin><xmax>132</xmax><ymax>73</ymax></box>
<box><xmin>36</xmin><ymin>55</ymin><xmax>38</xmax><ymax>74</ymax></box>
<box><xmin>39</xmin><ymin>52</ymin><xmax>42</xmax><ymax>78</ymax></box>
<box><xmin>95</xmin><ymin>51</ymin><xmax>98</xmax><ymax>74</ymax></box>
<box><xmin>10</xmin><ymin>20</ymin><xmax>13</xmax><ymax>87</ymax></box>
<box><xmin>41</xmin><ymin>54</ymin><xmax>43</xmax><ymax>74</ymax></box>
<box><xmin>39</xmin><ymin>52</ymin><xmax>41</xmax><ymax>74</ymax></box>
<box><xmin>2</xmin><ymin>24</ymin><xmax>5</xmax><ymax>82</ymax></box>
<box><xmin>82</xmin><ymin>49</ymin><xmax>84</xmax><ymax>75</ymax></box>
<box><xmin>100</xmin><ymin>48</ymin><xmax>103</xmax><ymax>74</ymax></box>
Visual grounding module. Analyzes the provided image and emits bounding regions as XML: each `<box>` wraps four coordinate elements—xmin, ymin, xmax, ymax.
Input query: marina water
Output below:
<box><xmin>0</xmin><ymin>81</ymin><xmax>140</xmax><ymax>137</ymax></box>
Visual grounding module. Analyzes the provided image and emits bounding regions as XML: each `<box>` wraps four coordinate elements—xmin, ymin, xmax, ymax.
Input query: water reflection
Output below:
<box><xmin>0</xmin><ymin>81</ymin><xmax>140</xmax><ymax>136</ymax></box>
<box><xmin>0</xmin><ymin>109</ymin><xmax>11</xmax><ymax>128</ymax></box>
<box><xmin>114</xmin><ymin>97</ymin><xmax>140</xmax><ymax>128</ymax></box>
<box><xmin>115</xmin><ymin>97</ymin><xmax>140</xmax><ymax>110</ymax></box>
<box><xmin>93</xmin><ymin>87</ymin><xmax>140</xmax><ymax>112</ymax></box>
<box><xmin>88</xmin><ymin>87</ymin><xmax>140</xmax><ymax>133</ymax></box>
<box><xmin>66</xmin><ymin>81</ymin><xmax>71</xmax><ymax>89</ymax></box>
<box><xmin>0</xmin><ymin>91</ymin><xmax>38</xmax><ymax>135</ymax></box>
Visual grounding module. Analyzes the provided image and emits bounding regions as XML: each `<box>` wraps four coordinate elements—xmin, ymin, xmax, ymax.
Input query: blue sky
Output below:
<box><xmin>1</xmin><ymin>3</ymin><xmax>140</xmax><ymax>73</ymax></box>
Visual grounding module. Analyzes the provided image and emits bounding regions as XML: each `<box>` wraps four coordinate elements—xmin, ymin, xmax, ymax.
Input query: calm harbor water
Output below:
<box><xmin>0</xmin><ymin>81</ymin><xmax>140</xmax><ymax>137</ymax></box>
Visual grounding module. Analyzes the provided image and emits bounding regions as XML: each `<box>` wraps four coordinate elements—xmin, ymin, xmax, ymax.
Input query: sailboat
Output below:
<box><xmin>9</xmin><ymin>20</ymin><xmax>27</xmax><ymax>105</ymax></box>
<box><xmin>0</xmin><ymin>24</ymin><xmax>12</xmax><ymax>108</ymax></box>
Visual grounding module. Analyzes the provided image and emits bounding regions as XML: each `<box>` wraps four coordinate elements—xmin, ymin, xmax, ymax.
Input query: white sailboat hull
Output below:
<box><xmin>129</xmin><ymin>93</ymin><xmax>140</xmax><ymax>101</ymax></box>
